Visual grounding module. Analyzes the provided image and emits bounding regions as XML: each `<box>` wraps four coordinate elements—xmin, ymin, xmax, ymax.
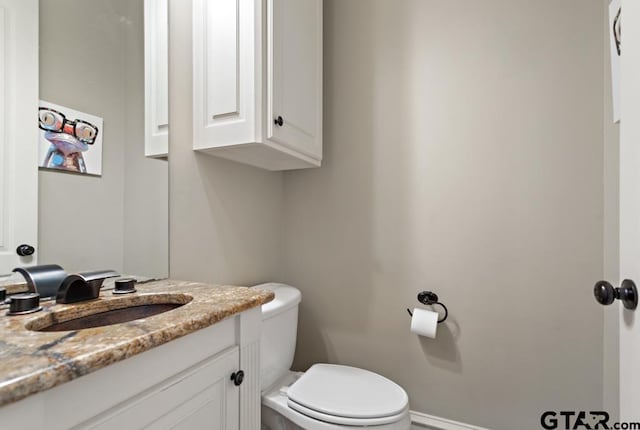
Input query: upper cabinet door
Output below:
<box><xmin>192</xmin><ymin>0</ymin><xmax>258</xmax><ymax>150</ymax></box>
<box><xmin>0</xmin><ymin>0</ymin><xmax>38</xmax><ymax>275</ymax></box>
<box><xmin>191</xmin><ymin>0</ymin><xmax>322</xmax><ymax>170</ymax></box>
<box><xmin>267</xmin><ymin>0</ymin><xmax>322</xmax><ymax>161</ymax></box>
<box><xmin>145</xmin><ymin>0</ymin><xmax>169</xmax><ymax>158</ymax></box>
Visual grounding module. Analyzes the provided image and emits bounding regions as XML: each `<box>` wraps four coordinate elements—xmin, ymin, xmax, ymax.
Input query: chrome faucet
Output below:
<box><xmin>56</xmin><ymin>270</ymin><xmax>119</xmax><ymax>304</ymax></box>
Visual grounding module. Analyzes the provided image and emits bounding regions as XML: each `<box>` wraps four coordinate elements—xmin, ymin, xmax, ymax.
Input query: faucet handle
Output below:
<box><xmin>56</xmin><ymin>270</ymin><xmax>120</xmax><ymax>304</ymax></box>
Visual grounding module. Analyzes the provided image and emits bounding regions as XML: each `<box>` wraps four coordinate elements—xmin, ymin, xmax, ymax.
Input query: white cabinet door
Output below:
<box><xmin>145</xmin><ymin>0</ymin><xmax>169</xmax><ymax>157</ymax></box>
<box><xmin>0</xmin><ymin>0</ymin><xmax>38</xmax><ymax>275</ymax></box>
<box><xmin>87</xmin><ymin>347</ymin><xmax>241</xmax><ymax>430</ymax></box>
<box><xmin>267</xmin><ymin>0</ymin><xmax>322</xmax><ymax>161</ymax></box>
<box><xmin>192</xmin><ymin>0</ymin><xmax>258</xmax><ymax>150</ymax></box>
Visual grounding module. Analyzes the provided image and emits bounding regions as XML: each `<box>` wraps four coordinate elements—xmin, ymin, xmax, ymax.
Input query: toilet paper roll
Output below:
<box><xmin>410</xmin><ymin>308</ymin><xmax>439</xmax><ymax>339</ymax></box>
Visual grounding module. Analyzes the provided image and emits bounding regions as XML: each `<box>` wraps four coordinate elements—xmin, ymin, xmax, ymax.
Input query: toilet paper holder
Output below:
<box><xmin>406</xmin><ymin>291</ymin><xmax>448</xmax><ymax>323</ymax></box>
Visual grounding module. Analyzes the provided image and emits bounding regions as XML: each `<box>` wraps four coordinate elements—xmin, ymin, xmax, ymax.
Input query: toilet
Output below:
<box><xmin>257</xmin><ymin>283</ymin><xmax>411</xmax><ymax>430</ymax></box>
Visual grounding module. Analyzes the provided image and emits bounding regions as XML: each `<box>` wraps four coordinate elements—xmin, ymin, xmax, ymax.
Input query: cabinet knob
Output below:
<box><xmin>274</xmin><ymin>116</ymin><xmax>284</xmax><ymax>127</ymax></box>
<box><xmin>16</xmin><ymin>244</ymin><xmax>35</xmax><ymax>257</ymax></box>
<box><xmin>230</xmin><ymin>370</ymin><xmax>245</xmax><ymax>386</ymax></box>
<box><xmin>594</xmin><ymin>279</ymin><xmax>638</xmax><ymax>310</ymax></box>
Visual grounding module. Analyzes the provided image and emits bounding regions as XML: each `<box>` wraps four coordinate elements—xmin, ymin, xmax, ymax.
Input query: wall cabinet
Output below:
<box><xmin>144</xmin><ymin>0</ymin><xmax>169</xmax><ymax>158</ymax></box>
<box><xmin>192</xmin><ymin>0</ymin><xmax>322</xmax><ymax>171</ymax></box>
<box><xmin>0</xmin><ymin>0</ymin><xmax>38</xmax><ymax>274</ymax></box>
<box><xmin>0</xmin><ymin>308</ymin><xmax>263</xmax><ymax>430</ymax></box>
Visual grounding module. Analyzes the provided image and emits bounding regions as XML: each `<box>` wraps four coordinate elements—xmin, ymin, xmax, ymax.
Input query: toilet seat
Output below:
<box><xmin>262</xmin><ymin>371</ymin><xmax>411</xmax><ymax>430</ymax></box>
<box><xmin>285</xmin><ymin>364</ymin><xmax>409</xmax><ymax>426</ymax></box>
<box><xmin>287</xmin><ymin>399</ymin><xmax>409</xmax><ymax>426</ymax></box>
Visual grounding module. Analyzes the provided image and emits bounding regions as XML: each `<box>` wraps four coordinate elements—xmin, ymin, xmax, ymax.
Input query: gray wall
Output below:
<box><xmin>603</xmin><ymin>0</ymin><xmax>620</xmax><ymax>419</ymax></box>
<box><xmin>39</xmin><ymin>0</ymin><xmax>168</xmax><ymax>277</ymax></box>
<box><xmin>168</xmin><ymin>0</ymin><xmax>284</xmax><ymax>286</ymax></box>
<box><xmin>281</xmin><ymin>1</ymin><xmax>605</xmax><ymax>429</ymax></box>
<box><xmin>165</xmin><ymin>0</ymin><xmax>608</xmax><ymax>428</ymax></box>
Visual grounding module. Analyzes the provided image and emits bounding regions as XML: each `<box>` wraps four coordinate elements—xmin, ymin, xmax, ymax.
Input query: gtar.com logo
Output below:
<box><xmin>541</xmin><ymin>411</ymin><xmax>640</xmax><ymax>430</ymax></box>
<box><xmin>541</xmin><ymin>411</ymin><xmax>610</xmax><ymax>429</ymax></box>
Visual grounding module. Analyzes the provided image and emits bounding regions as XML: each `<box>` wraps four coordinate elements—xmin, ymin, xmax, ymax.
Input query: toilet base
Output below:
<box><xmin>262</xmin><ymin>404</ymin><xmax>304</xmax><ymax>430</ymax></box>
<box><xmin>261</xmin><ymin>371</ymin><xmax>411</xmax><ymax>430</ymax></box>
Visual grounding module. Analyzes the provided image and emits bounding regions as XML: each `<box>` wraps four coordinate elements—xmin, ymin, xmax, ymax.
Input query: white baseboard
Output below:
<box><xmin>410</xmin><ymin>410</ymin><xmax>491</xmax><ymax>430</ymax></box>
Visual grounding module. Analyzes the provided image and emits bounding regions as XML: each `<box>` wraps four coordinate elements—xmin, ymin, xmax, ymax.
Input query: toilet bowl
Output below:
<box><xmin>257</xmin><ymin>283</ymin><xmax>411</xmax><ymax>430</ymax></box>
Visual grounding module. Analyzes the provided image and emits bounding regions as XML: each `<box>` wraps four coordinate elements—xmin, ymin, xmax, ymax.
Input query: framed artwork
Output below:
<box><xmin>38</xmin><ymin>101</ymin><xmax>103</xmax><ymax>176</ymax></box>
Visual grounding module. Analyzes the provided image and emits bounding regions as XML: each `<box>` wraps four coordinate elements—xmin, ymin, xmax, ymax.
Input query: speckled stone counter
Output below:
<box><xmin>0</xmin><ymin>273</ymin><xmax>28</xmax><ymax>294</ymax></box>
<box><xmin>0</xmin><ymin>279</ymin><xmax>273</xmax><ymax>407</ymax></box>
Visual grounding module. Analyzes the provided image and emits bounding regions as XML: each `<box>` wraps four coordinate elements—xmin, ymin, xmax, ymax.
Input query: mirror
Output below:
<box><xmin>36</xmin><ymin>0</ymin><xmax>168</xmax><ymax>278</ymax></box>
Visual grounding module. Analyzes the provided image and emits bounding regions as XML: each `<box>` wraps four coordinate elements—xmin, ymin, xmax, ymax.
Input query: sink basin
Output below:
<box><xmin>25</xmin><ymin>293</ymin><xmax>193</xmax><ymax>332</ymax></box>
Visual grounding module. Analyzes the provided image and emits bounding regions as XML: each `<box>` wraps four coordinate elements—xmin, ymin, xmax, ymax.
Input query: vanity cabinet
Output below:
<box><xmin>192</xmin><ymin>0</ymin><xmax>322</xmax><ymax>171</ymax></box>
<box><xmin>144</xmin><ymin>0</ymin><xmax>169</xmax><ymax>158</ymax></box>
<box><xmin>89</xmin><ymin>347</ymin><xmax>240</xmax><ymax>429</ymax></box>
<box><xmin>0</xmin><ymin>308</ymin><xmax>262</xmax><ymax>430</ymax></box>
<box><xmin>0</xmin><ymin>0</ymin><xmax>39</xmax><ymax>274</ymax></box>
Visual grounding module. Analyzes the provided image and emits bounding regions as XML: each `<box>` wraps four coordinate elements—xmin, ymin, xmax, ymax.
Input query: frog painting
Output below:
<box><xmin>38</xmin><ymin>101</ymin><xmax>103</xmax><ymax>175</ymax></box>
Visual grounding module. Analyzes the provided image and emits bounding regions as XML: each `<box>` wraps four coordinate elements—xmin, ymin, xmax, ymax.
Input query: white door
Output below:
<box><xmin>145</xmin><ymin>348</ymin><xmax>240</xmax><ymax>430</ymax></box>
<box><xmin>619</xmin><ymin>0</ymin><xmax>640</xmax><ymax>420</ymax></box>
<box><xmin>267</xmin><ymin>0</ymin><xmax>322</xmax><ymax>161</ymax></box>
<box><xmin>0</xmin><ymin>0</ymin><xmax>38</xmax><ymax>275</ymax></box>
<box><xmin>192</xmin><ymin>0</ymin><xmax>258</xmax><ymax>150</ymax></box>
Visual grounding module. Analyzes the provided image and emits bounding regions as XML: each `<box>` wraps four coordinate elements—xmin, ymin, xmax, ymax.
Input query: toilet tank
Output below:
<box><xmin>256</xmin><ymin>283</ymin><xmax>302</xmax><ymax>391</ymax></box>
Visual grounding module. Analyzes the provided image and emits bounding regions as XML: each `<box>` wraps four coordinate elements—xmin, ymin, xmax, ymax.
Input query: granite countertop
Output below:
<box><xmin>0</xmin><ymin>279</ymin><xmax>274</xmax><ymax>407</ymax></box>
<box><xmin>0</xmin><ymin>273</ymin><xmax>28</xmax><ymax>294</ymax></box>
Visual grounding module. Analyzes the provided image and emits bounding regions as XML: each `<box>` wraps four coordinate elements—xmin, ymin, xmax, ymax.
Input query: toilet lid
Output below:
<box><xmin>286</xmin><ymin>364</ymin><xmax>408</xmax><ymax>422</ymax></box>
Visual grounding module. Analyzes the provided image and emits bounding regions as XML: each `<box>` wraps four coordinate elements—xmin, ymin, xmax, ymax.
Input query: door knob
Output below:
<box><xmin>16</xmin><ymin>244</ymin><xmax>35</xmax><ymax>257</ymax></box>
<box><xmin>274</xmin><ymin>116</ymin><xmax>284</xmax><ymax>127</ymax></box>
<box><xmin>594</xmin><ymin>279</ymin><xmax>638</xmax><ymax>310</ymax></box>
